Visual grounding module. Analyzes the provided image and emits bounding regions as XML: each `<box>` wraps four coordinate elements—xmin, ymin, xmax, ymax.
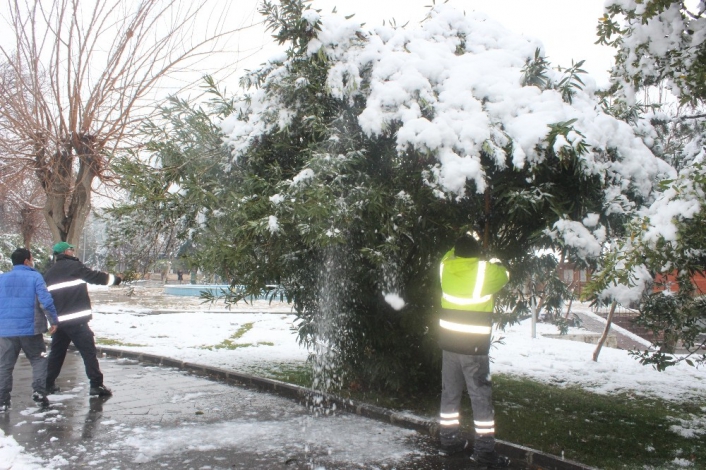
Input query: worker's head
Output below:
<box><xmin>52</xmin><ymin>241</ymin><xmax>75</xmax><ymax>255</ymax></box>
<box><xmin>454</xmin><ymin>233</ymin><xmax>481</xmax><ymax>258</ymax></box>
<box><xmin>11</xmin><ymin>247</ymin><xmax>33</xmax><ymax>266</ymax></box>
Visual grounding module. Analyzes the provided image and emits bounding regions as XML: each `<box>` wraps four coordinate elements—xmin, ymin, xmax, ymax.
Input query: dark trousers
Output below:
<box><xmin>0</xmin><ymin>334</ymin><xmax>48</xmax><ymax>404</ymax></box>
<box><xmin>47</xmin><ymin>322</ymin><xmax>103</xmax><ymax>388</ymax></box>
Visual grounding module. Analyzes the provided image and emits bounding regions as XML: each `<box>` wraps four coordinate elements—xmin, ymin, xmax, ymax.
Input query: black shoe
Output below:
<box><xmin>439</xmin><ymin>439</ymin><xmax>470</xmax><ymax>456</ymax></box>
<box><xmin>32</xmin><ymin>392</ymin><xmax>50</xmax><ymax>408</ymax></box>
<box><xmin>470</xmin><ymin>451</ymin><xmax>510</xmax><ymax>468</ymax></box>
<box><xmin>0</xmin><ymin>402</ymin><xmax>9</xmax><ymax>412</ymax></box>
<box><xmin>47</xmin><ymin>384</ymin><xmax>61</xmax><ymax>394</ymax></box>
<box><xmin>89</xmin><ymin>385</ymin><xmax>112</xmax><ymax>397</ymax></box>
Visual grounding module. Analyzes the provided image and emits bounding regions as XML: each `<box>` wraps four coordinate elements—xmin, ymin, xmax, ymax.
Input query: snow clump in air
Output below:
<box><xmin>383</xmin><ymin>292</ymin><xmax>406</xmax><ymax>311</ymax></box>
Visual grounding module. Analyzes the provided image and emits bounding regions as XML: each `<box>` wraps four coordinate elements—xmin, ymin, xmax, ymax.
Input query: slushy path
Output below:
<box><xmin>3</xmin><ymin>351</ymin><xmax>532</xmax><ymax>469</ymax></box>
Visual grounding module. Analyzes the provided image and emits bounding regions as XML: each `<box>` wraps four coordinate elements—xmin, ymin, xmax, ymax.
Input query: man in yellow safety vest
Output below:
<box><xmin>438</xmin><ymin>232</ymin><xmax>510</xmax><ymax>468</ymax></box>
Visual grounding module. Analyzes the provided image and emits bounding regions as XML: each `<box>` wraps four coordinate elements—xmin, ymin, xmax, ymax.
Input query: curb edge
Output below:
<box><xmin>63</xmin><ymin>343</ymin><xmax>598</xmax><ymax>470</ymax></box>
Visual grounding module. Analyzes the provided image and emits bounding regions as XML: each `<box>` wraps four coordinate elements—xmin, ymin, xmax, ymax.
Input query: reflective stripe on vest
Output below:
<box><xmin>439</xmin><ymin>319</ymin><xmax>492</xmax><ymax>335</ymax></box>
<box><xmin>440</xmin><ymin>261</ymin><xmax>492</xmax><ymax>306</ymax></box>
<box><xmin>47</xmin><ymin>279</ymin><xmax>87</xmax><ymax>291</ymax></box>
<box><xmin>57</xmin><ymin>310</ymin><xmax>92</xmax><ymax>322</ymax></box>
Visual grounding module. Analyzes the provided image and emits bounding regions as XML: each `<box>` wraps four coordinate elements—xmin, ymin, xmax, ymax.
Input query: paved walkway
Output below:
<box><xmin>3</xmin><ymin>352</ymin><xmax>546</xmax><ymax>470</ymax></box>
<box><xmin>571</xmin><ymin>310</ymin><xmax>651</xmax><ymax>351</ymax></box>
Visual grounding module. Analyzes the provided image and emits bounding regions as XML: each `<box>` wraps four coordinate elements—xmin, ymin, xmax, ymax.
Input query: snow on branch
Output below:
<box><xmin>224</xmin><ymin>3</ymin><xmax>670</xmax><ymax>203</ymax></box>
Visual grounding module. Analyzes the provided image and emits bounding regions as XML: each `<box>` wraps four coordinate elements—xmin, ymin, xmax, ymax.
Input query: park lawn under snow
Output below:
<box><xmin>495</xmin><ymin>311</ymin><xmax>705</xmax><ymax>401</ymax></box>
<box><xmin>86</xmin><ymin>286</ymin><xmax>706</xmax><ymax>402</ymax></box>
<box><xmin>91</xmin><ymin>302</ymin><xmax>308</xmax><ymax>375</ymax></box>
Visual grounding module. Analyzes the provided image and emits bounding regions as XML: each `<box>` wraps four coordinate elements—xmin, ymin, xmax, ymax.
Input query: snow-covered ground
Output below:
<box><xmin>2</xmin><ymin>285</ymin><xmax>705</xmax><ymax>469</ymax></box>
<box><xmin>81</xmin><ymin>286</ymin><xmax>706</xmax><ymax>403</ymax></box>
<box><xmin>494</xmin><ymin>308</ymin><xmax>705</xmax><ymax>402</ymax></box>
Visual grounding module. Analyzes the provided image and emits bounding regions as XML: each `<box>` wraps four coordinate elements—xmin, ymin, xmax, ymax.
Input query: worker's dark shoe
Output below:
<box><xmin>0</xmin><ymin>402</ymin><xmax>9</xmax><ymax>412</ymax></box>
<box><xmin>32</xmin><ymin>392</ymin><xmax>50</xmax><ymax>408</ymax></box>
<box><xmin>470</xmin><ymin>450</ymin><xmax>510</xmax><ymax>468</ymax></box>
<box><xmin>47</xmin><ymin>384</ymin><xmax>61</xmax><ymax>394</ymax></box>
<box><xmin>439</xmin><ymin>439</ymin><xmax>470</xmax><ymax>456</ymax></box>
<box><xmin>89</xmin><ymin>385</ymin><xmax>113</xmax><ymax>397</ymax></box>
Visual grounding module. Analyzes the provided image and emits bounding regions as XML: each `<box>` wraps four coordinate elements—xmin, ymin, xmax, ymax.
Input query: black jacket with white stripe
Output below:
<box><xmin>43</xmin><ymin>254</ymin><xmax>120</xmax><ymax>327</ymax></box>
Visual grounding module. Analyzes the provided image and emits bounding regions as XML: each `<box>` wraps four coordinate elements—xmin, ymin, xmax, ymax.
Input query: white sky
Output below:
<box><xmin>0</xmin><ymin>0</ymin><xmax>616</xmax><ymax>97</ymax></box>
<box><xmin>314</xmin><ymin>0</ymin><xmax>614</xmax><ymax>83</ymax></box>
<box><xmin>183</xmin><ymin>0</ymin><xmax>613</xmax><ymax>92</ymax></box>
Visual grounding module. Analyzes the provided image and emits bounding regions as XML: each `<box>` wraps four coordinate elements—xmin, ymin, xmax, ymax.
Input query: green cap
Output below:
<box><xmin>53</xmin><ymin>241</ymin><xmax>75</xmax><ymax>254</ymax></box>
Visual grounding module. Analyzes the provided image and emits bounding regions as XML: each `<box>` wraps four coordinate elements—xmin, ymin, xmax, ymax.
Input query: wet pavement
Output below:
<box><xmin>3</xmin><ymin>351</ymin><xmax>535</xmax><ymax>469</ymax></box>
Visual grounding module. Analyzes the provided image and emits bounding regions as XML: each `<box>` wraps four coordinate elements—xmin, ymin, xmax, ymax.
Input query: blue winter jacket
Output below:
<box><xmin>0</xmin><ymin>265</ymin><xmax>59</xmax><ymax>337</ymax></box>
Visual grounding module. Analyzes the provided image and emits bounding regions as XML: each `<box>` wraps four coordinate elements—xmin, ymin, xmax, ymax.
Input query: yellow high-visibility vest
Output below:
<box><xmin>439</xmin><ymin>249</ymin><xmax>509</xmax><ymax>312</ymax></box>
<box><xmin>438</xmin><ymin>249</ymin><xmax>509</xmax><ymax>354</ymax></box>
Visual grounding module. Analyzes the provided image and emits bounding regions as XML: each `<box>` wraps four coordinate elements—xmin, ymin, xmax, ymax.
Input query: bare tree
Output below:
<box><xmin>0</xmin><ymin>61</ymin><xmax>49</xmax><ymax>248</ymax></box>
<box><xmin>0</xmin><ymin>0</ymin><xmax>257</xmax><ymax>248</ymax></box>
<box><xmin>0</xmin><ymin>152</ymin><xmax>49</xmax><ymax>248</ymax></box>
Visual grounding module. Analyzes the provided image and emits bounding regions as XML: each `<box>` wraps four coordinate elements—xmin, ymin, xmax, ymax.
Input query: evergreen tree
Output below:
<box><xmin>104</xmin><ymin>88</ymin><xmax>232</xmax><ymax>279</ymax></box>
<box><xmin>205</xmin><ymin>0</ymin><xmax>669</xmax><ymax>392</ymax></box>
<box><xmin>0</xmin><ymin>234</ymin><xmax>51</xmax><ymax>272</ymax></box>
<box><xmin>113</xmin><ymin>0</ymin><xmax>671</xmax><ymax>391</ymax></box>
<box><xmin>590</xmin><ymin>0</ymin><xmax>706</xmax><ymax>368</ymax></box>
<box><xmin>598</xmin><ymin>0</ymin><xmax>706</xmax><ymax>105</ymax></box>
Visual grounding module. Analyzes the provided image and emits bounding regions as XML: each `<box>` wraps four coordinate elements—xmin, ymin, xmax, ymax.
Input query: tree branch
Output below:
<box><xmin>677</xmin><ymin>113</ymin><xmax>706</xmax><ymax>121</ymax></box>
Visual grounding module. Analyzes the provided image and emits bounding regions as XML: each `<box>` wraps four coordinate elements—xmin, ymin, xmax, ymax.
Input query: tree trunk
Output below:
<box><xmin>19</xmin><ymin>205</ymin><xmax>42</xmax><ymax>248</ymax></box>
<box><xmin>593</xmin><ymin>300</ymin><xmax>617</xmax><ymax>362</ymax></box>
<box><xmin>37</xmin><ymin>135</ymin><xmax>100</xmax><ymax>247</ymax></box>
<box><xmin>564</xmin><ymin>287</ymin><xmax>574</xmax><ymax>319</ymax></box>
<box><xmin>661</xmin><ymin>330</ymin><xmax>678</xmax><ymax>354</ymax></box>
<box><xmin>483</xmin><ymin>187</ymin><xmax>491</xmax><ymax>249</ymax></box>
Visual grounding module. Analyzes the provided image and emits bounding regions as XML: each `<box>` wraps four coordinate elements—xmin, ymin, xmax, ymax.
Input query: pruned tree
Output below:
<box><xmin>112</xmin><ymin>0</ymin><xmax>672</xmax><ymax>392</ymax></box>
<box><xmin>0</xmin><ymin>68</ymin><xmax>49</xmax><ymax>248</ymax></box>
<box><xmin>6</xmin><ymin>179</ymin><xmax>49</xmax><ymax>249</ymax></box>
<box><xmin>0</xmin><ymin>0</ymin><xmax>257</xmax><ymax>248</ymax></box>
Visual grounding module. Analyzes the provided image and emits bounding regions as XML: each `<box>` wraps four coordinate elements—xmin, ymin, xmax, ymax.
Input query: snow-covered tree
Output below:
<box><xmin>0</xmin><ymin>233</ymin><xmax>51</xmax><ymax>273</ymax></box>
<box><xmin>112</xmin><ymin>0</ymin><xmax>678</xmax><ymax>389</ymax></box>
<box><xmin>598</xmin><ymin>0</ymin><xmax>706</xmax><ymax>105</ymax></box>
<box><xmin>587</xmin><ymin>0</ymin><xmax>706</xmax><ymax>368</ymax></box>
<box><xmin>182</xmin><ymin>0</ymin><xmax>671</xmax><ymax>391</ymax></box>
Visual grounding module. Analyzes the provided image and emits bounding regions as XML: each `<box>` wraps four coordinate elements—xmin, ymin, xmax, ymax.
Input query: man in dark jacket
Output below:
<box><xmin>0</xmin><ymin>248</ymin><xmax>59</xmax><ymax>410</ymax></box>
<box><xmin>44</xmin><ymin>242</ymin><xmax>121</xmax><ymax>396</ymax></box>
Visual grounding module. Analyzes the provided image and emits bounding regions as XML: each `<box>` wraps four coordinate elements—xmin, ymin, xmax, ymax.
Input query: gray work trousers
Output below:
<box><xmin>440</xmin><ymin>350</ymin><xmax>496</xmax><ymax>453</ymax></box>
<box><xmin>0</xmin><ymin>334</ymin><xmax>48</xmax><ymax>405</ymax></box>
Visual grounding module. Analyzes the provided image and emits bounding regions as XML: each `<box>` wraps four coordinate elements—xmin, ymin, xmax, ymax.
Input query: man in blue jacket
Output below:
<box><xmin>0</xmin><ymin>248</ymin><xmax>59</xmax><ymax>411</ymax></box>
